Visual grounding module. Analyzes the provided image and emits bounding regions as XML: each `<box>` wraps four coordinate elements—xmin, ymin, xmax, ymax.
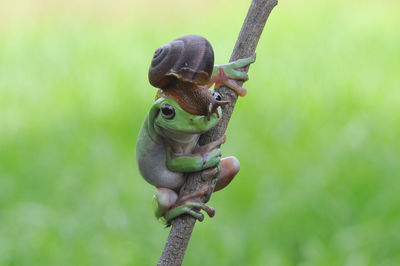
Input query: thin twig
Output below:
<box><xmin>158</xmin><ymin>1</ymin><xmax>278</xmax><ymax>265</ymax></box>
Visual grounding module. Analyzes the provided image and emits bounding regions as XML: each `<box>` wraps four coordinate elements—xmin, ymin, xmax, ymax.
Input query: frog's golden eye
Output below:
<box><xmin>161</xmin><ymin>103</ymin><xmax>175</xmax><ymax>120</ymax></box>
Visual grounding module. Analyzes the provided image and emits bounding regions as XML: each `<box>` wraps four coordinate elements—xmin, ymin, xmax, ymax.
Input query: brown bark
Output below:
<box><xmin>158</xmin><ymin>0</ymin><xmax>278</xmax><ymax>265</ymax></box>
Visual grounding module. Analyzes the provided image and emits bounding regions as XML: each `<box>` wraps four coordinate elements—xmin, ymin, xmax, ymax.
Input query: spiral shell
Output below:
<box><xmin>148</xmin><ymin>35</ymin><xmax>214</xmax><ymax>88</ymax></box>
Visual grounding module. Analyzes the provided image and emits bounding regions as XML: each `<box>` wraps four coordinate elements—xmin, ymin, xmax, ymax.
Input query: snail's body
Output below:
<box><xmin>136</xmin><ymin>35</ymin><xmax>255</xmax><ymax>224</ymax></box>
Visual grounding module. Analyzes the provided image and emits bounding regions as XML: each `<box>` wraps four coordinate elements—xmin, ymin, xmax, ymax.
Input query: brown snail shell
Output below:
<box><xmin>149</xmin><ymin>35</ymin><xmax>228</xmax><ymax>117</ymax></box>
<box><xmin>149</xmin><ymin>35</ymin><xmax>214</xmax><ymax>88</ymax></box>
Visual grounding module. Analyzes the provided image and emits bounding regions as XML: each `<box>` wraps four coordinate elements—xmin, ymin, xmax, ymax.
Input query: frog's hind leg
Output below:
<box><xmin>153</xmin><ymin>188</ymin><xmax>178</xmax><ymax>220</ymax></box>
<box><xmin>214</xmin><ymin>156</ymin><xmax>240</xmax><ymax>192</ymax></box>
<box><xmin>153</xmin><ymin>186</ymin><xmax>215</xmax><ymax>225</ymax></box>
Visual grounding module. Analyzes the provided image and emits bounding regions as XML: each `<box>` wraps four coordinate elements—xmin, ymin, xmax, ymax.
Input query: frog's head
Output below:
<box><xmin>153</xmin><ymin>97</ymin><xmax>221</xmax><ymax>134</ymax></box>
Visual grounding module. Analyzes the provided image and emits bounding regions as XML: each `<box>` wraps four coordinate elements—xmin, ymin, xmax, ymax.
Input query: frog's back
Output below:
<box><xmin>136</xmin><ymin>118</ymin><xmax>185</xmax><ymax>190</ymax></box>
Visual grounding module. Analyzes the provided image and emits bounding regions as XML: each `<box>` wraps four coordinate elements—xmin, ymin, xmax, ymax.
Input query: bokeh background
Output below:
<box><xmin>1</xmin><ymin>0</ymin><xmax>400</xmax><ymax>265</ymax></box>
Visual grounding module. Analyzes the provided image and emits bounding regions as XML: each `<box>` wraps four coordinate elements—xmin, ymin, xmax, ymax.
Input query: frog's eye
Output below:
<box><xmin>161</xmin><ymin>103</ymin><xmax>175</xmax><ymax>120</ymax></box>
<box><xmin>212</xmin><ymin>91</ymin><xmax>222</xmax><ymax>101</ymax></box>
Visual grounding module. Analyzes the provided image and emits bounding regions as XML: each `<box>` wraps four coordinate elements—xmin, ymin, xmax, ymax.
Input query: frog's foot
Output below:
<box><xmin>193</xmin><ymin>135</ymin><xmax>225</xmax><ymax>170</ymax></box>
<box><xmin>154</xmin><ymin>185</ymin><xmax>215</xmax><ymax>226</ymax></box>
<box><xmin>194</xmin><ymin>134</ymin><xmax>226</xmax><ymax>154</ymax></box>
<box><xmin>201</xmin><ymin>164</ymin><xmax>221</xmax><ymax>181</ymax></box>
<box><xmin>197</xmin><ymin>154</ymin><xmax>241</xmax><ymax>191</ymax></box>
<box><xmin>208</xmin><ymin>55</ymin><xmax>256</xmax><ymax>97</ymax></box>
<box><xmin>164</xmin><ymin>200</ymin><xmax>215</xmax><ymax>225</ymax></box>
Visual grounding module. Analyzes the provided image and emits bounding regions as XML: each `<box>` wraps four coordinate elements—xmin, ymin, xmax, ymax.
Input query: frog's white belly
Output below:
<box><xmin>138</xmin><ymin>140</ymin><xmax>186</xmax><ymax>191</ymax></box>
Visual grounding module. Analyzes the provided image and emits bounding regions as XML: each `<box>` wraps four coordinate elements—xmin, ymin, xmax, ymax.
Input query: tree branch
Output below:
<box><xmin>158</xmin><ymin>1</ymin><xmax>278</xmax><ymax>265</ymax></box>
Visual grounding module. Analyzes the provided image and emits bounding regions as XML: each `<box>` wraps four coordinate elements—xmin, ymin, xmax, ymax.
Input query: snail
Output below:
<box><xmin>148</xmin><ymin>35</ymin><xmax>228</xmax><ymax>117</ymax></box>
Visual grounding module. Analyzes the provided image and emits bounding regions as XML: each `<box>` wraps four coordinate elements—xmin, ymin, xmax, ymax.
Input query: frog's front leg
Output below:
<box><xmin>208</xmin><ymin>55</ymin><xmax>256</xmax><ymax>97</ymax></box>
<box><xmin>166</xmin><ymin>145</ymin><xmax>222</xmax><ymax>173</ymax></box>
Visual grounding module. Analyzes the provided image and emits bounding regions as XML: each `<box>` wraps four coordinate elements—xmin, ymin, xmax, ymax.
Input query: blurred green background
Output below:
<box><xmin>1</xmin><ymin>0</ymin><xmax>400</xmax><ymax>265</ymax></box>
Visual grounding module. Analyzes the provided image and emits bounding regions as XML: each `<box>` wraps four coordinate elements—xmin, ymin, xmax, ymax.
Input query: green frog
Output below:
<box><xmin>136</xmin><ymin>35</ymin><xmax>254</xmax><ymax>224</ymax></box>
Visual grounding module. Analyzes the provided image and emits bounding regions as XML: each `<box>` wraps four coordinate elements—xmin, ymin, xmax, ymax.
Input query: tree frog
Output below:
<box><xmin>136</xmin><ymin>35</ymin><xmax>254</xmax><ymax>224</ymax></box>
